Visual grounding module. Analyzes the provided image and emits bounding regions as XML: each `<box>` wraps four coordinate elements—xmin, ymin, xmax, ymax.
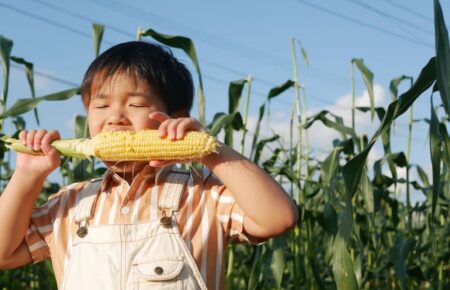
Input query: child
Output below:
<box><xmin>0</xmin><ymin>41</ymin><xmax>298</xmax><ymax>290</ymax></box>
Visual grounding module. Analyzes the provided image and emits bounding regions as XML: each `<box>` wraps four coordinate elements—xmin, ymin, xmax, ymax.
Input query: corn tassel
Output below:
<box><xmin>1</xmin><ymin>130</ymin><xmax>218</xmax><ymax>161</ymax></box>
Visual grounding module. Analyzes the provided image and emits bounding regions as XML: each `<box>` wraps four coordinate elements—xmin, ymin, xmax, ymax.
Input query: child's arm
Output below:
<box><xmin>0</xmin><ymin>129</ymin><xmax>61</xmax><ymax>268</ymax></box>
<box><xmin>149</xmin><ymin>112</ymin><xmax>298</xmax><ymax>240</ymax></box>
<box><xmin>201</xmin><ymin>144</ymin><xmax>298</xmax><ymax>239</ymax></box>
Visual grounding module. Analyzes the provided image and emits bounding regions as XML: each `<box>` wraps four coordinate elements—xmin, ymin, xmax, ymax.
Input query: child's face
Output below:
<box><xmin>87</xmin><ymin>72</ymin><xmax>168</xmax><ymax>136</ymax></box>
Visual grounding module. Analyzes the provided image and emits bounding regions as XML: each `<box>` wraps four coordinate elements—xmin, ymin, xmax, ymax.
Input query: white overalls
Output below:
<box><xmin>61</xmin><ymin>170</ymin><xmax>208</xmax><ymax>290</ymax></box>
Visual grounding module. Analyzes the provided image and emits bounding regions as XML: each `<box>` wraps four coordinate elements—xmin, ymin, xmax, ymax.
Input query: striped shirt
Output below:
<box><xmin>25</xmin><ymin>165</ymin><xmax>251</xmax><ymax>290</ymax></box>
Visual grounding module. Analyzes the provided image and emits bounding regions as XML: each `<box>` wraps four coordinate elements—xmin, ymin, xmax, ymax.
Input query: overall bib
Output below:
<box><xmin>62</xmin><ymin>170</ymin><xmax>208</xmax><ymax>290</ymax></box>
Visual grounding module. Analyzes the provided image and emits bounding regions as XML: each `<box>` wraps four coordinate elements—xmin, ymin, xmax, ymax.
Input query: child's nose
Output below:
<box><xmin>107</xmin><ymin>107</ymin><xmax>129</xmax><ymax>125</ymax></box>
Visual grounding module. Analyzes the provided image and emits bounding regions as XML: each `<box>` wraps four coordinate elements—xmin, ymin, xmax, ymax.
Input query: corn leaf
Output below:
<box><xmin>0</xmin><ymin>87</ymin><xmax>80</xmax><ymax>119</ymax></box>
<box><xmin>268</xmin><ymin>80</ymin><xmax>294</xmax><ymax>101</ymax></box>
<box><xmin>0</xmin><ymin>35</ymin><xmax>13</xmax><ymax>112</ymax></box>
<box><xmin>343</xmin><ymin>57</ymin><xmax>436</xmax><ymax>199</ymax></box>
<box><xmin>266</xmin><ymin>80</ymin><xmax>294</xmax><ymax>125</ymax></box>
<box><xmin>301</xmin><ymin>45</ymin><xmax>309</xmax><ymax>67</ymax></box>
<box><xmin>226</xmin><ymin>79</ymin><xmax>247</xmax><ymax>147</ymax></box>
<box><xmin>352</xmin><ymin>58</ymin><xmax>374</xmax><ymax>120</ymax></box>
<box><xmin>139</xmin><ymin>28</ymin><xmax>206</xmax><ymax>125</ymax></box>
<box><xmin>247</xmin><ymin>246</ymin><xmax>266</xmax><ymax>290</ymax></box>
<box><xmin>10</xmin><ymin>56</ymin><xmax>39</xmax><ymax>125</ymax></box>
<box><xmin>360</xmin><ymin>167</ymin><xmax>374</xmax><ymax>213</ymax></box>
<box><xmin>390</xmin><ymin>75</ymin><xmax>413</xmax><ymax>102</ymax></box>
<box><xmin>317</xmin><ymin>203</ymin><xmax>338</xmax><ymax>235</ymax></box>
<box><xmin>208</xmin><ymin>112</ymin><xmax>243</xmax><ymax>141</ymax></box>
<box><xmin>439</xmin><ymin>123</ymin><xmax>450</xmax><ymax>164</ymax></box>
<box><xmin>92</xmin><ymin>23</ymin><xmax>104</xmax><ymax>57</ymax></box>
<box><xmin>390</xmin><ymin>236</ymin><xmax>414</xmax><ymax>290</ymax></box>
<box><xmin>270</xmin><ymin>235</ymin><xmax>286</xmax><ymax>289</ymax></box>
<box><xmin>321</xmin><ymin>147</ymin><xmax>341</xmax><ymax>185</ymax></box>
<box><xmin>430</xmin><ymin>100</ymin><xmax>441</xmax><ymax>217</ymax></box>
<box><xmin>415</xmin><ymin>165</ymin><xmax>431</xmax><ymax>188</ymax></box>
<box><xmin>250</xmin><ymin>103</ymin><xmax>265</xmax><ymax>159</ymax></box>
<box><xmin>253</xmin><ymin>135</ymin><xmax>279</xmax><ymax>164</ymax></box>
<box><xmin>304</xmin><ymin>110</ymin><xmax>357</xmax><ymax>141</ymax></box>
<box><xmin>74</xmin><ymin>115</ymin><xmax>88</xmax><ymax>138</ymax></box>
<box><xmin>332</xmin><ymin>235</ymin><xmax>359</xmax><ymax>290</ymax></box>
<box><xmin>434</xmin><ymin>0</ymin><xmax>450</xmax><ymax>117</ymax></box>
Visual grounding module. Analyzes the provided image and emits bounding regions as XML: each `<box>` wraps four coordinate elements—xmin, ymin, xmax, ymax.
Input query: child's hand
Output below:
<box><xmin>148</xmin><ymin>111</ymin><xmax>206</xmax><ymax>167</ymax></box>
<box><xmin>15</xmin><ymin>129</ymin><xmax>61</xmax><ymax>177</ymax></box>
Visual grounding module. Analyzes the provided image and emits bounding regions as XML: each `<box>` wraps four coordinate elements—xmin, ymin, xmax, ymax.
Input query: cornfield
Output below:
<box><xmin>1</xmin><ymin>1</ymin><xmax>450</xmax><ymax>289</ymax></box>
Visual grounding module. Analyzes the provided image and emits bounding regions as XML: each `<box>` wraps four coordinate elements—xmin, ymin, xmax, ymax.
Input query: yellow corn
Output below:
<box><xmin>1</xmin><ymin>130</ymin><xmax>218</xmax><ymax>161</ymax></box>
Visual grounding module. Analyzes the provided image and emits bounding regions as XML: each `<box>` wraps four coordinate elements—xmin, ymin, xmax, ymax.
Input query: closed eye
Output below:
<box><xmin>94</xmin><ymin>105</ymin><xmax>109</xmax><ymax>109</ymax></box>
<box><xmin>129</xmin><ymin>104</ymin><xmax>149</xmax><ymax>108</ymax></box>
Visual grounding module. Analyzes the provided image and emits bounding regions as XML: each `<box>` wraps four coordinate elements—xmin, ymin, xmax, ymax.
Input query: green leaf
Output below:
<box><xmin>415</xmin><ymin>165</ymin><xmax>431</xmax><ymax>187</ymax></box>
<box><xmin>360</xmin><ymin>167</ymin><xmax>374</xmax><ymax>213</ymax></box>
<box><xmin>208</xmin><ymin>112</ymin><xmax>243</xmax><ymax>140</ymax></box>
<box><xmin>338</xmin><ymin>195</ymin><xmax>354</xmax><ymax>240</ymax></box>
<box><xmin>390</xmin><ymin>236</ymin><xmax>414</xmax><ymax>290</ymax></box>
<box><xmin>267</xmin><ymin>80</ymin><xmax>294</xmax><ymax>100</ymax></box>
<box><xmin>343</xmin><ymin>57</ymin><xmax>436</xmax><ymax>199</ymax></box>
<box><xmin>439</xmin><ymin>122</ymin><xmax>450</xmax><ymax>164</ymax></box>
<box><xmin>317</xmin><ymin>203</ymin><xmax>338</xmax><ymax>235</ymax></box>
<box><xmin>247</xmin><ymin>246</ymin><xmax>266</xmax><ymax>290</ymax></box>
<box><xmin>305</xmin><ymin>110</ymin><xmax>357</xmax><ymax>141</ymax></box>
<box><xmin>389</xmin><ymin>75</ymin><xmax>413</xmax><ymax>102</ymax></box>
<box><xmin>92</xmin><ymin>23</ymin><xmax>105</xmax><ymax>58</ymax></box>
<box><xmin>332</xmin><ymin>236</ymin><xmax>359</xmax><ymax>290</ymax></box>
<box><xmin>139</xmin><ymin>28</ymin><xmax>206</xmax><ymax>125</ymax></box>
<box><xmin>0</xmin><ymin>35</ymin><xmax>13</xmax><ymax>111</ymax></box>
<box><xmin>300</xmin><ymin>45</ymin><xmax>309</xmax><ymax>66</ymax></box>
<box><xmin>253</xmin><ymin>135</ymin><xmax>279</xmax><ymax>164</ymax></box>
<box><xmin>74</xmin><ymin>115</ymin><xmax>88</xmax><ymax>138</ymax></box>
<box><xmin>250</xmin><ymin>103</ymin><xmax>265</xmax><ymax>159</ymax></box>
<box><xmin>228</xmin><ymin>79</ymin><xmax>247</xmax><ymax>113</ymax></box>
<box><xmin>352</xmin><ymin>58</ymin><xmax>375</xmax><ymax>120</ymax></box>
<box><xmin>226</xmin><ymin>79</ymin><xmax>247</xmax><ymax>147</ymax></box>
<box><xmin>0</xmin><ymin>87</ymin><xmax>80</xmax><ymax>119</ymax></box>
<box><xmin>10</xmin><ymin>56</ymin><xmax>39</xmax><ymax>125</ymax></box>
<box><xmin>434</xmin><ymin>0</ymin><xmax>450</xmax><ymax>117</ymax></box>
<box><xmin>343</xmin><ymin>144</ymin><xmax>373</xmax><ymax>199</ymax></box>
<box><xmin>270</xmin><ymin>236</ymin><xmax>286</xmax><ymax>289</ymax></box>
<box><xmin>321</xmin><ymin>147</ymin><xmax>341</xmax><ymax>184</ymax></box>
<box><xmin>430</xmin><ymin>100</ymin><xmax>442</xmax><ymax>217</ymax></box>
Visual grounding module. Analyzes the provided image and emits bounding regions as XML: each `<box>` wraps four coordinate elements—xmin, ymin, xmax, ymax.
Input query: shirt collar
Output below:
<box><xmin>99</xmin><ymin>164</ymin><xmax>173</xmax><ymax>192</ymax></box>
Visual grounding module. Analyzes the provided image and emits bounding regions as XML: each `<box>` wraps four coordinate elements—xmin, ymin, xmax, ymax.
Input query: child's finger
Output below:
<box><xmin>33</xmin><ymin>130</ymin><xmax>48</xmax><ymax>151</ymax></box>
<box><xmin>149</xmin><ymin>160</ymin><xmax>176</xmax><ymax>168</ymax></box>
<box><xmin>41</xmin><ymin>130</ymin><xmax>61</xmax><ymax>156</ymax></box>
<box><xmin>26</xmin><ymin>130</ymin><xmax>37</xmax><ymax>150</ymax></box>
<box><xmin>166</xmin><ymin>118</ymin><xmax>185</xmax><ymax>140</ymax></box>
<box><xmin>176</xmin><ymin>119</ymin><xmax>204</xmax><ymax>139</ymax></box>
<box><xmin>157</xmin><ymin>119</ymin><xmax>172</xmax><ymax>137</ymax></box>
<box><xmin>18</xmin><ymin>130</ymin><xmax>27</xmax><ymax>144</ymax></box>
<box><xmin>148</xmin><ymin>111</ymin><xmax>171</xmax><ymax>123</ymax></box>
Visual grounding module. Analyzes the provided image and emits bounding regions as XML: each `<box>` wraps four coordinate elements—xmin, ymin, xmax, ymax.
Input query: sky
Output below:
<box><xmin>0</xmin><ymin>0</ymin><xmax>449</xmax><ymax>201</ymax></box>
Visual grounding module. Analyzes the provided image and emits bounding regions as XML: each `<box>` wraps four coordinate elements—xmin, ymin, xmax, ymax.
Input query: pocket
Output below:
<box><xmin>133</xmin><ymin>257</ymin><xmax>184</xmax><ymax>290</ymax></box>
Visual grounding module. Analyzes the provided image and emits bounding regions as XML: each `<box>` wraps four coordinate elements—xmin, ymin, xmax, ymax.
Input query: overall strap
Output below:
<box><xmin>73</xmin><ymin>177</ymin><xmax>103</xmax><ymax>237</ymax></box>
<box><xmin>158</xmin><ymin>169</ymin><xmax>190</xmax><ymax>213</ymax></box>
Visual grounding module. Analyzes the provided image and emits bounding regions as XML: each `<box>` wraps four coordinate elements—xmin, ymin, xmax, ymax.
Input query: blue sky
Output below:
<box><xmin>0</xmin><ymin>0</ymin><xmax>449</xmax><ymax>200</ymax></box>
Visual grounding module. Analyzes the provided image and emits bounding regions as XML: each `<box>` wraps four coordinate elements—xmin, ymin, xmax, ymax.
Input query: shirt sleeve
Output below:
<box><xmin>24</xmin><ymin>191</ymin><xmax>64</xmax><ymax>264</ymax></box>
<box><xmin>204</xmin><ymin>172</ymin><xmax>265</xmax><ymax>244</ymax></box>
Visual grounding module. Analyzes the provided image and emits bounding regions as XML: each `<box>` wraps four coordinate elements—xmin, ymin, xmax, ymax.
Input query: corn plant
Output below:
<box><xmin>1</xmin><ymin>1</ymin><xmax>450</xmax><ymax>289</ymax></box>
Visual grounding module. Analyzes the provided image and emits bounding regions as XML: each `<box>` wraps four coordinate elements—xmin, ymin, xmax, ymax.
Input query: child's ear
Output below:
<box><xmin>170</xmin><ymin>109</ymin><xmax>190</xmax><ymax>118</ymax></box>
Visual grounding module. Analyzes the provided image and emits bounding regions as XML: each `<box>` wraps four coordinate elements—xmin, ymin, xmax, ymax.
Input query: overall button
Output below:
<box><xmin>154</xmin><ymin>266</ymin><xmax>164</xmax><ymax>275</ymax></box>
<box><xmin>160</xmin><ymin>216</ymin><xmax>172</xmax><ymax>228</ymax></box>
<box><xmin>120</xmin><ymin>206</ymin><xmax>130</xmax><ymax>215</ymax></box>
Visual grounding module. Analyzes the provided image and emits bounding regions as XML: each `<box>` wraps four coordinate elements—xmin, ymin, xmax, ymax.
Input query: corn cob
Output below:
<box><xmin>1</xmin><ymin>130</ymin><xmax>218</xmax><ymax>161</ymax></box>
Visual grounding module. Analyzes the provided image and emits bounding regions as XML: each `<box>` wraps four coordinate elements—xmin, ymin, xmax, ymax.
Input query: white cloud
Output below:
<box><xmin>230</xmin><ymin>85</ymin><xmax>388</xmax><ymax>165</ymax></box>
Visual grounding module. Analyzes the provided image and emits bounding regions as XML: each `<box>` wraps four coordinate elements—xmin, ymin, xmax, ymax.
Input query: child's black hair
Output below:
<box><xmin>81</xmin><ymin>41</ymin><xmax>194</xmax><ymax>114</ymax></box>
